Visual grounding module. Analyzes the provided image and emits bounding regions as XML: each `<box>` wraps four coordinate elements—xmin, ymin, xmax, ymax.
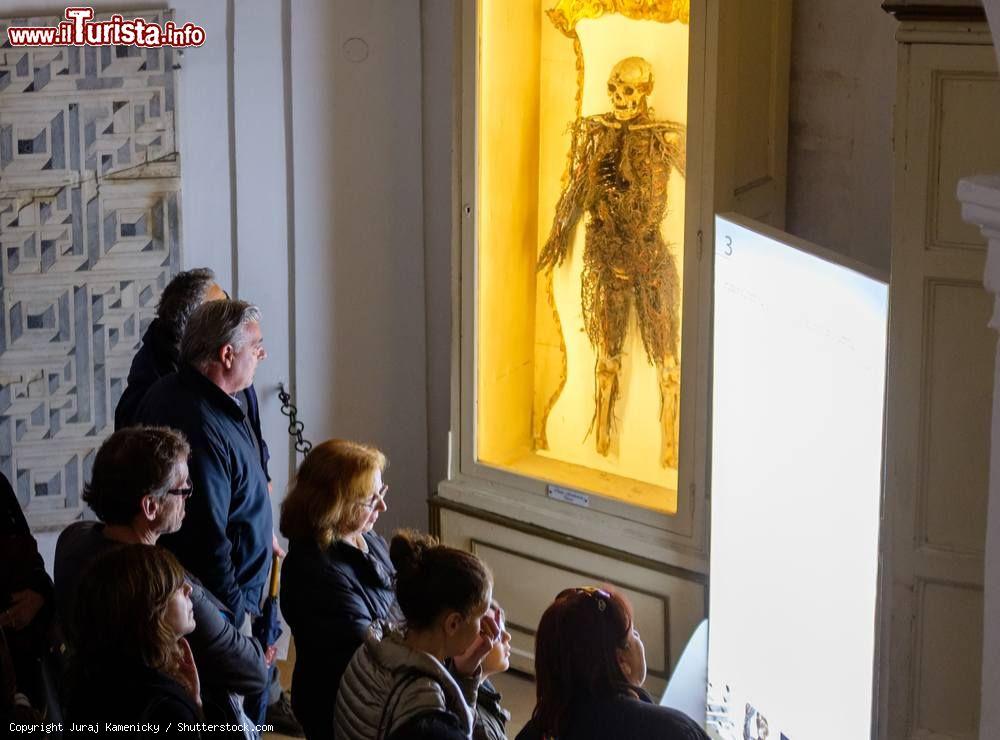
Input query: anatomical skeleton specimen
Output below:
<box><xmin>538</xmin><ymin>56</ymin><xmax>686</xmax><ymax>468</ymax></box>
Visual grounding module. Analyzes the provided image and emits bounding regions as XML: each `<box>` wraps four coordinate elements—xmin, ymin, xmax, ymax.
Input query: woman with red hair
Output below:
<box><xmin>516</xmin><ymin>587</ymin><xmax>708</xmax><ymax>740</ymax></box>
<box><xmin>280</xmin><ymin>439</ymin><xmax>395</xmax><ymax>739</ymax></box>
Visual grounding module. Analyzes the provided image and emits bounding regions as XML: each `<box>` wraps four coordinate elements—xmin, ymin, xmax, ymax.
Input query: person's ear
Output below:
<box><xmin>616</xmin><ymin>647</ymin><xmax>632</xmax><ymax>679</ymax></box>
<box><xmin>139</xmin><ymin>493</ymin><xmax>159</xmax><ymax>522</ymax></box>
<box><xmin>219</xmin><ymin>343</ymin><xmax>235</xmax><ymax>369</ymax></box>
<box><xmin>443</xmin><ymin>611</ymin><xmax>463</xmax><ymax>637</ymax></box>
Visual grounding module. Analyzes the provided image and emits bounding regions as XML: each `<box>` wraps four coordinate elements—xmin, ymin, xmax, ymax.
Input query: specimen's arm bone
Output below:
<box><xmin>671</xmin><ymin>128</ymin><xmax>686</xmax><ymax>179</ymax></box>
<box><xmin>538</xmin><ymin>119</ymin><xmax>592</xmax><ymax>271</ymax></box>
<box><xmin>635</xmin><ymin>120</ymin><xmax>687</xmax><ymax>179</ymax></box>
<box><xmin>651</xmin><ymin>121</ymin><xmax>686</xmax><ymax>179</ymax></box>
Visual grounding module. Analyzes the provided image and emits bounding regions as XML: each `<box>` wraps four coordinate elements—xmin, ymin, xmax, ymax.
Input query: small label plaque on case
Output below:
<box><xmin>547</xmin><ymin>485</ymin><xmax>590</xmax><ymax>508</ymax></box>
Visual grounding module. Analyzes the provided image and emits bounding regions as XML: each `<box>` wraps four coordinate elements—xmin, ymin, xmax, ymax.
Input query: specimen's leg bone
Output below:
<box><xmin>585</xmin><ymin>259</ymin><xmax>628</xmax><ymax>458</ymax></box>
<box><xmin>596</xmin><ymin>354</ymin><xmax>622</xmax><ymax>456</ymax></box>
<box><xmin>657</xmin><ymin>357</ymin><xmax>680</xmax><ymax>468</ymax></box>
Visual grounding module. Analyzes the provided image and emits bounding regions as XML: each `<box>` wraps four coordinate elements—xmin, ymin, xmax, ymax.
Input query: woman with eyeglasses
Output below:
<box><xmin>279</xmin><ymin>439</ymin><xmax>398</xmax><ymax>740</ymax></box>
<box><xmin>516</xmin><ymin>587</ymin><xmax>709</xmax><ymax>740</ymax></box>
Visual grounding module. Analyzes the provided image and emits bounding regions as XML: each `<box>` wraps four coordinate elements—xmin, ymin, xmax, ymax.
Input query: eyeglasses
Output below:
<box><xmin>166</xmin><ymin>485</ymin><xmax>194</xmax><ymax>499</ymax></box>
<box><xmin>361</xmin><ymin>484</ymin><xmax>389</xmax><ymax>510</ymax></box>
<box><xmin>237</xmin><ymin>341</ymin><xmax>266</xmax><ymax>360</ymax></box>
<box><xmin>557</xmin><ymin>586</ymin><xmax>611</xmax><ymax>611</ymax></box>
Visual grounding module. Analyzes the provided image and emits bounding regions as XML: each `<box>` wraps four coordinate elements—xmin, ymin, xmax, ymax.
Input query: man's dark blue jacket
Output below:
<box><xmin>136</xmin><ymin>365</ymin><xmax>272</xmax><ymax>626</ymax></box>
<box><xmin>114</xmin><ymin>318</ymin><xmax>271</xmax><ymax>480</ymax></box>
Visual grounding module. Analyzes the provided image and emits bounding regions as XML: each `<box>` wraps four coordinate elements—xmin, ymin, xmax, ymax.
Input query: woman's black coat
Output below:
<box><xmin>67</xmin><ymin>661</ymin><xmax>202</xmax><ymax>737</ymax></box>
<box><xmin>515</xmin><ymin>689</ymin><xmax>709</xmax><ymax>740</ymax></box>
<box><xmin>280</xmin><ymin>530</ymin><xmax>397</xmax><ymax>740</ymax></box>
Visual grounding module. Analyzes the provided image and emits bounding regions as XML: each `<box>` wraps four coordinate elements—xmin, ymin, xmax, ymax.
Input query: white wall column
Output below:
<box><xmin>291</xmin><ymin>0</ymin><xmax>429</xmax><ymax>534</ymax></box>
<box><xmin>232</xmin><ymin>0</ymin><xmax>293</xmax><ymax>525</ymax></box>
<box><xmin>959</xmin><ymin>174</ymin><xmax>1000</xmax><ymax>740</ymax></box>
<box><xmin>959</xmin><ymin>6</ymin><xmax>1000</xmax><ymax>737</ymax></box>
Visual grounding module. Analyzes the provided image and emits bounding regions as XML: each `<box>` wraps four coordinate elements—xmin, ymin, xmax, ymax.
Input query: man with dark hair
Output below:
<box><xmin>114</xmin><ymin>267</ymin><xmax>271</xmax><ymax>482</ymax></box>
<box><xmin>53</xmin><ymin>427</ymin><xmax>268</xmax><ymax>729</ymax></box>
<box><xmin>135</xmin><ymin>300</ymin><xmax>301</xmax><ymax>735</ymax></box>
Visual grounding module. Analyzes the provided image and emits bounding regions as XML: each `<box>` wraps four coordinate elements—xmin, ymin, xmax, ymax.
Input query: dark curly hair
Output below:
<box><xmin>83</xmin><ymin>426</ymin><xmax>190</xmax><ymax>525</ymax></box>
<box><xmin>156</xmin><ymin>267</ymin><xmax>218</xmax><ymax>346</ymax></box>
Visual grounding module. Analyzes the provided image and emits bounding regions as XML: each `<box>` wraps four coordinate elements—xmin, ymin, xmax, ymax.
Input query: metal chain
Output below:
<box><xmin>277</xmin><ymin>382</ymin><xmax>312</xmax><ymax>454</ymax></box>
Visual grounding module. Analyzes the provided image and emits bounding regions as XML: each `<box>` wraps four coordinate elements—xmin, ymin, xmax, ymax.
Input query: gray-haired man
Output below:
<box><xmin>136</xmin><ymin>299</ymin><xmax>270</xmax><ymax>628</ymax></box>
<box><xmin>136</xmin><ymin>298</ymin><xmax>302</xmax><ymax>735</ymax></box>
<box><xmin>114</xmin><ymin>267</ymin><xmax>271</xmax><ymax>487</ymax></box>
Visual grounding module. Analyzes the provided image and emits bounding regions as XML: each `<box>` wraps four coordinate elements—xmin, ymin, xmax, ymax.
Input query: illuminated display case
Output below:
<box><xmin>434</xmin><ymin>0</ymin><xmax>791</xmax><ymax>688</ymax></box>
<box><xmin>479</xmin><ymin>2</ymin><xmax>692</xmax><ymax>515</ymax></box>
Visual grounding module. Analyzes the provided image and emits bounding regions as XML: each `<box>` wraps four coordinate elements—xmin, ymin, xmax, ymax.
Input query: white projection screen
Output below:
<box><xmin>707</xmin><ymin>215</ymin><xmax>888</xmax><ymax>740</ymax></box>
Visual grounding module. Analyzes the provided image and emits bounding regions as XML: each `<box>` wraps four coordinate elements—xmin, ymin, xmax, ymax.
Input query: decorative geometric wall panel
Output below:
<box><xmin>0</xmin><ymin>10</ymin><xmax>181</xmax><ymax>529</ymax></box>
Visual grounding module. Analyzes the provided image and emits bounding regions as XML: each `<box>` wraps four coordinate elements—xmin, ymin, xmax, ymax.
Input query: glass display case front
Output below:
<box><xmin>476</xmin><ymin>0</ymin><xmax>691</xmax><ymax>514</ymax></box>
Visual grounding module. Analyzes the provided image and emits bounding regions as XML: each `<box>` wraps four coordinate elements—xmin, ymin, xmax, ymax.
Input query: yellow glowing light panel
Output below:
<box><xmin>476</xmin><ymin>0</ymin><xmax>689</xmax><ymax>514</ymax></box>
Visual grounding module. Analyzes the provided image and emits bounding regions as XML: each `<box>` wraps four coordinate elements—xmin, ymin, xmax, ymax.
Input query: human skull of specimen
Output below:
<box><xmin>607</xmin><ymin>56</ymin><xmax>654</xmax><ymax>121</ymax></box>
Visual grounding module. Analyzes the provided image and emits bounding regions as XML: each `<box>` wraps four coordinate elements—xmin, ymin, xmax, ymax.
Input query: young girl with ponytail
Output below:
<box><xmin>335</xmin><ymin>530</ymin><xmax>499</xmax><ymax>740</ymax></box>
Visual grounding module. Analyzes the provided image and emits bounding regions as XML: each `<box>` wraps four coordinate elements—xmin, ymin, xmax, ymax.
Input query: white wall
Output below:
<box><xmin>785</xmin><ymin>0</ymin><xmax>897</xmax><ymax>272</ymax></box>
<box><xmin>172</xmin><ymin>0</ymin><xmax>232</xmax><ymax>284</ymax></box>
<box><xmin>420</xmin><ymin>0</ymin><xmax>456</xmax><ymax>491</ymax></box>
<box><xmin>290</xmin><ymin>0</ymin><xmax>428</xmax><ymax>536</ymax></box>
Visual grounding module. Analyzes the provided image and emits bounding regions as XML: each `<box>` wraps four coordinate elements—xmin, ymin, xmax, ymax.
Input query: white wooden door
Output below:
<box><xmin>881</xmin><ymin>27</ymin><xmax>1000</xmax><ymax>740</ymax></box>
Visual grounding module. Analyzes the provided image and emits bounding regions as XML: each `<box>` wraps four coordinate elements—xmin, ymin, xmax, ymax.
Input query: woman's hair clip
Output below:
<box><xmin>560</xmin><ymin>586</ymin><xmax>611</xmax><ymax>612</ymax></box>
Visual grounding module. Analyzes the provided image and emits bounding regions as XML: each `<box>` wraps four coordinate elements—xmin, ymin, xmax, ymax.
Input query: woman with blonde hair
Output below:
<box><xmin>66</xmin><ymin>544</ymin><xmax>202</xmax><ymax>729</ymax></box>
<box><xmin>279</xmin><ymin>439</ymin><xmax>397</xmax><ymax>740</ymax></box>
